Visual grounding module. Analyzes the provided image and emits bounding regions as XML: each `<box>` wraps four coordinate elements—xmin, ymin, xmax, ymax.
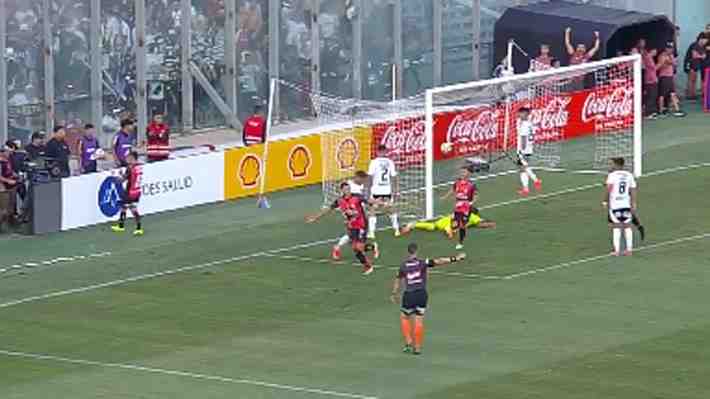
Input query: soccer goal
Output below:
<box><xmin>423</xmin><ymin>54</ymin><xmax>643</xmax><ymax>218</ymax></box>
<box><xmin>295</xmin><ymin>54</ymin><xmax>641</xmax><ymax>221</ymax></box>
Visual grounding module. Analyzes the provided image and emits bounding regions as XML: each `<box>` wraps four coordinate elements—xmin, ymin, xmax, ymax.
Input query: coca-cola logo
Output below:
<box><xmin>380</xmin><ymin>120</ymin><xmax>426</xmax><ymax>154</ymax></box>
<box><xmin>446</xmin><ymin>109</ymin><xmax>500</xmax><ymax>145</ymax></box>
<box><xmin>530</xmin><ymin>97</ymin><xmax>571</xmax><ymax>130</ymax></box>
<box><xmin>582</xmin><ymin>87</ymin><xmax>633</xmax><ymax>123</ymax></box>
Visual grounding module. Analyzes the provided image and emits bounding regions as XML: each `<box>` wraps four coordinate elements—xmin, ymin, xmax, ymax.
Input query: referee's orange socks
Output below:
<box><xmin>414</xmin><ymin>318</ymin><xmax>425</xmax><ymax>349</ymax></box>
<box><xmin>400</xmin><ymin>315</ymin><xmax>413</xmax><ymax>345</ymax></box>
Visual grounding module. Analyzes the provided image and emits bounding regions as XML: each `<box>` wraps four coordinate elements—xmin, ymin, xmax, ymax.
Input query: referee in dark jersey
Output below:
<box><xmin>390</xmin><ymin>243</ymin><xmax>466</xmax><ymax>355</ymax></box>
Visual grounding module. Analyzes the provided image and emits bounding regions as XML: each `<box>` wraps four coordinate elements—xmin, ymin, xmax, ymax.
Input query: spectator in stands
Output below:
<box><xmin>685</xmin><ymin>34</ymin><xmax>708</xmax><ymax>101</ymax></box>
<box><xmin>657</xmin><ymin>43</ymin><xmax>686</xmax><ymax>118</ymax></box>
<box><xmin>243</xmin><ymin>105</ymin><xmax>266</xmax><ymax>146</ymax></box>
<box><xmin>564</xmin><ymin>27</ymin><xmax>600</xmax><ymax>65</ymax></box>
<box><xmin>146</xmin><ymin>113</ymin><xmax>170</xmax><ymax>162</ymax></box>
<box><xmin>113</xmin><ymin>119</ymin><xmax>136</xmax><ymax>167</ymax></box>
<box><xmin>25</xmin><ymin>132</ymin><xmax>46</xmax><ymax>160</ymax></box>
<box><xmin>642</xmin><ymin>48</ymin><xmax>660</xmax><ymax>119</ymax></box>
<box><xmin>551</xmin><ymin>58</ymin><xmax>561</xmax><ymax>68</ymax></box>
<box><xmin>78</xmin><ymin>124</ymin><xmax>100</xmax><ymax>174</ymax></box>
<box><xmin>45</xmin><ymin>125</ymin><xmax>72</xmax><ymax>178</ymax></box>
<box><xmin>530</xmin><ymin>44</ymin><xmax>553</xmax><ymax>72</ymax></box>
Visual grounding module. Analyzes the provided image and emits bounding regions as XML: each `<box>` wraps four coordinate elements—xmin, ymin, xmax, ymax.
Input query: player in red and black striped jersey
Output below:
<box><xmin>306</xmin><ymin>182</ymin><xmax>378</xmax><ymax>275</ymax></box>
<box><xmin>441</xmin><ymin>167</ymin><xmax>477</xmax><ymax>250</ymax></box>
<box><xmin>111</xmin><ymin>151</ymin><xmax>144</xmax><ymax>236</ymax></box>
<box><xmin>390</xmin><ymin>242</ymin><xmax>466</xmax><ymax>355</ymax></box>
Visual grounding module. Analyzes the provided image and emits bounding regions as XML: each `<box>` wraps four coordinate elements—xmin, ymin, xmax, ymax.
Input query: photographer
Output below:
<box><xmin>25</xmin><ymin>132</ymin><xmax>46</xmax><ymax>160</ymax></box>
<box><xmin>0</xmin><ymin>147</ymin><xmax>21</xmax><ymax>224</ymax></box>
<box><xmin>45</xmin><ymin>125</ymin><xmax>72</xmax><ymax>178</ymax></box>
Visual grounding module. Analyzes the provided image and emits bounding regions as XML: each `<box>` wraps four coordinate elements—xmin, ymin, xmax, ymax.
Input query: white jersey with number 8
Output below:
<box><xmin>368</xmin><ymin>157</ymin><xmax>397</xmax><ymax>196</ymax></box>
<box><xmin>606</xmin><ymin>170</ymin><xmax>636</xmax><ymax>210</ymax></box>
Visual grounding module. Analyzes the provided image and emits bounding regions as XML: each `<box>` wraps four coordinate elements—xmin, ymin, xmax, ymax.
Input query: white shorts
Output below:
<box><xmin>608</xmin><ymin>208</ymin><xmax>632</xmax><ymax>224</ymax></box>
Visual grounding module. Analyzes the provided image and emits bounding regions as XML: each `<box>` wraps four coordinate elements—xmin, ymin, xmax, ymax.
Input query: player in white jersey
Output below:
<box><xmin>604</xmin><ymin>157</ymin><xmax>637</xmax><ymax>256</ymax></box>
<box><xmin>332</xmin><ymin>171</ymin><xmax>369</xmax><ymax>260</ymax></box>
<box><xmin>367</xmin><ymin>145</ymin><xmax>400</xmax><ymax>238</ymax></box>
<box><xmin>516</xmin><ymin>107</ymin><xmax>542</xmax><ymax>196</ymax></box>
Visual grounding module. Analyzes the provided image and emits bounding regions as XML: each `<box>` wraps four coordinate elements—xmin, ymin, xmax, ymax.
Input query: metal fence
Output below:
<box><xmin>0</xmin><ymin>0</ymin><xmax>575</xmax><ymax>145</ymax></box>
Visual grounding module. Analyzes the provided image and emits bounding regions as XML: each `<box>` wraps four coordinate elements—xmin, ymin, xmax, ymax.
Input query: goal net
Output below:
<box><xmin>275</xmin><ymin>54</ymin><xmax>641</xmax><ymax>221</ymax></box>
<box><xmin>424</xmin><ymin>54</ymin><xmax>642</xmax><ymax>218</ymax></box>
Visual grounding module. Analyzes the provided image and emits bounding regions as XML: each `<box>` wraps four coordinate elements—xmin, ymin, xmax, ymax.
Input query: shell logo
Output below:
<box><xmin>239</xmin><ymin>154</ymin><xmax>261</xmax><ymax>188</ymax></box>
<box><xmin>335</xmin><ymin>137</ymin><xmax>359</xmax><ymax>171</ymax></box>
<box><xmin>288</xmin><ymin>145</ymin><xmax>312</xmax><ymax>180</ymax></box>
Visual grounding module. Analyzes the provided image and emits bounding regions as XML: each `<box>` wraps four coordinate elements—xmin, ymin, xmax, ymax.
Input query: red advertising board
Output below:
<box><xmin>371</xmin><ymin>84</ymin><xmax>635</xmax><ymax>164</ymax></box>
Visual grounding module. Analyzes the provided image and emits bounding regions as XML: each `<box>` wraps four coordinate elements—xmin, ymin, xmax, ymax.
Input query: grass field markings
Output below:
<box><xmin>0</xmin><ymin>252</ymin><xmax>113</xmax><ymax>277</ymax></box>
<box><xmin>0</xmin><ymin>350</ymin><xmax>379</xmax><ymax>399</ymax></box>
<box><xmin>500</xmin><ymin>232</ymin><xmax>710</xmax><ymax>280</ymax></box>
<box><xmin>263</xmin><ymin>253</ymin><xmax>486</xmax><ymax>279</ymax></box>
<box><xmin>1</xmin><ymin>162</ymin><xmax>708</xmax><ymax>309</ymax></box>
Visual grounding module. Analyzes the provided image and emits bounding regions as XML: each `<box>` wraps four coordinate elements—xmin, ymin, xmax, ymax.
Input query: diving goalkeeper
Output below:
<box><xmin>400</xmin><ymin>212</ymin><xmax>496</xmax><ymax>239</ymax></box>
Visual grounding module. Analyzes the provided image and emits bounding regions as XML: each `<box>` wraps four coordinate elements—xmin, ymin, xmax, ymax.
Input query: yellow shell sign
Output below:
<box><xmin>288</xmin><ymin>145</ymin><xmax>312</xmax><ymax>180</ymax></box>
<box><xmin>224</xmin><ymin>134</ymin><xmax>322</xmax><ymax>200</ymax></box>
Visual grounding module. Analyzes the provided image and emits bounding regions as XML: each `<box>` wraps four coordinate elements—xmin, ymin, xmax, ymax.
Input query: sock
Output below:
<box><xmin>337</xmin><ymin>234</ymin><xmax>350</xmax><ymax>248</ymax></box>
<box><xmin>364</xmin><ymin>243</ymin><xmax>375</xmax><ymax>252</ymax></box>
<box><xmin>520</xmin><ymin>172</ymin><xmax>529</xmax><ymax>190</ymax></box>
<box><xmin>458</xmin><ymin>227</ymin><xmax>466</xmax><ymax>244</ymax></box>
<box><xmin>624</xmin><ymin>227</ymin><xmax>633</xmax><ymax>252</ymax></box>
<box><xmin>355</xmin><ymin>250</ymin><xmax>369</xmax><ymax>266</ymax></box>
<box><xmin>390</xmin><ymin>213</ymin><xmax>400</xmax><ymax>231</ymax></box>
<box><xmin>400</xmin><ymin>315</ymin><xmax>413</xmax><ymax>345</ymax></box>
<box><xmin>368</xmin><ymin>216</ymin><xmax>377</xmax><ymax>234</ymax></box>
<box><xmin>526</xmin><ymin>167</ymin><xmax>538</xmax><ymax>182</ymax></box>
<box><xmin>131</xmin><ymin>209</ymin><xmax>142</xmax><ymax>230</ymax></box>
<box><xmin>118</xmin><ymin>210</ymin><xmax>127</xmax><ymax>228</ymax></box>
<box><xmin>414</xmin><ymin>318</ymin><xmax>425</xmax><ymax>350</ymax></box>
<box><xmin>612</xmin><ymin>228</ymin><xmax>621</xmax><ymax>253</ymax></box>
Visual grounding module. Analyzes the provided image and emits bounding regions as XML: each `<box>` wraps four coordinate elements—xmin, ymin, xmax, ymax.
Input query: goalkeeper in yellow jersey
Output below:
<box><xmin>400</xmin><ymin>211</ymin><xmax>496</xmax><ymax>239</ymax></box>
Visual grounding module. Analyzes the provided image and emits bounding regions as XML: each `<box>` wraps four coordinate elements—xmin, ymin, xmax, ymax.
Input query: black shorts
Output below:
<box><xmin>608</xmin><ymin>208</ymin><xmax>632</xmax><ymax>224</ymax></box>
<box><xmin>658</xmin><ymin>76</ymin><xmax>675</xmax><ymax>99</ymax></box>
<box><xmin>516</xmin><ymin>153</ymin><xmax>532</xmax><ymax>167</ymax></box>
<box><xmin>453</xmin><ymin>211</ymin><xmax>470</xmax><ymax>229</ymax></box>
<box><xmin>401</xmin><ymin>289</ymin><xmax>428</xmax><ymax>316</ymax></box>
<box><xmin>372</xmin><ymin>194</ymin><xmax>393</xmax><ymax>202</ymax></box>
<box><xmin>348</xmin><ymin>228</ymin><xmax>367</xmax><ymax>243</ymax></box>
<box><xmin>121</xmin><ymin>192</ymin><xmax>140</xmax><ymax>207</ymax></box>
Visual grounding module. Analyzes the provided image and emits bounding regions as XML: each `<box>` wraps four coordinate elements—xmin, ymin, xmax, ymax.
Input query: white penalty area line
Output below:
<box><xmin>0</xmin><ymin>161</ymin><xmax>708</xmax><ymax>310</ymax></box>
<box><xmin>0</xmin><ymin>252</ymin><xmax>112</xmax><ymax>275</ymax></box>
<box><xmin>501</xmin><ymin>232</ymin><xmax>710</xmax><ymax>280</ymax></box>
<box><xmin>0</xmin><ymin>350</ymin><xmax>378</xmax><ymax>399</ymax></box>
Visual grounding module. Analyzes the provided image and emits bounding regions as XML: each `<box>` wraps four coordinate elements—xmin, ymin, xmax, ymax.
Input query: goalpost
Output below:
<box><xmin>424</xmin><ymin>54</ymin><xmax>642</xmax><ymax>218</ymax></box>
<box><xmin>293</xmin><ymin>53</ymin><xmax>641</xmax><ymax>222</ymax></box>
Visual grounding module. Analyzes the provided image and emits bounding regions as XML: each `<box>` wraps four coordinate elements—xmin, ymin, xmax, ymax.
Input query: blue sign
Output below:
<box><xmin>98</xmin><ymin>176</ymin><xmax>124</xmax><ymax>217</ymax></box>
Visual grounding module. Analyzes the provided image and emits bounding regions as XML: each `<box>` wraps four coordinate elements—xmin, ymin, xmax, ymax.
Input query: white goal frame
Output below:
<box><xmin>424</xmin><ymin>54</ymin><xmax>643</xmax><ymax>219</ymax></box>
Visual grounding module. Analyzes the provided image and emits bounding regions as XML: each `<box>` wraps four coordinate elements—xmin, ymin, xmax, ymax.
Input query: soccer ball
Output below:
<box><xmin>91</xmin><ymin>148</ymin><xmax>106</xmax><ymax>161</ymax></box>
<box><xmin>440</xmin><ymin>142</ymin><xmax>453</xmax><ymax>154</ymax></box>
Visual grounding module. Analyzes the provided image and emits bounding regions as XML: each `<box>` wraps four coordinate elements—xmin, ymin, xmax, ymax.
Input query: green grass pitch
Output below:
<box><xmin>0</xmin><ymin>107</ymin><xmax>709</xmax><ymax>399</ymax></box>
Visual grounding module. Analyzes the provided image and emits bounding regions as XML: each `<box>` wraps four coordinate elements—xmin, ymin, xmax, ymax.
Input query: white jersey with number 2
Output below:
<box><xmin>368</xmin><ymin>157</ymin><xmax>397</xmax><ymax>196</ymax></box>
<box><xmin>606</xmin><ymin>170</ymin><xmax>636</xmax><ymax>210</ymax></box>
<box><xmin>517</xmin><ymin>119</ymin><xmax>535</xmax><ymax>156</ymax></box>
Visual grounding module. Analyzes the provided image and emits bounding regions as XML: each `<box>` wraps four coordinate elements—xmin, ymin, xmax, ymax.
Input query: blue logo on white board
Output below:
<box><xmin>98</xmin><ymin>176</ymin><xmax>124</xmax><ymax>217</ymax></box>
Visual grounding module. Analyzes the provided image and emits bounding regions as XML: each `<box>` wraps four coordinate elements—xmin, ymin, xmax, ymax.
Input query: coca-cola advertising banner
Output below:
<box><xmin>372</xmin><ymin>85</ymin><xmax>634</xmax><ymax>162</ymax></box>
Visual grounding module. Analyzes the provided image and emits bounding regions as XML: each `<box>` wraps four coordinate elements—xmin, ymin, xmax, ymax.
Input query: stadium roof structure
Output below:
<box><xmin>494</xmin><ymin>0</ymin><xmax>675</xmax><ymax>74</ymax></box>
